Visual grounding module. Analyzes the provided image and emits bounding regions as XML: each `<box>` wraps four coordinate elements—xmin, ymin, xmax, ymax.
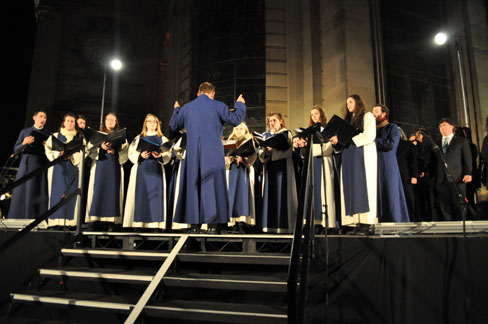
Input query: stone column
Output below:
<box><xmin>320</xmin><ymin>0</ymin><xmax>376</xmax><ymax>118</ymax></box>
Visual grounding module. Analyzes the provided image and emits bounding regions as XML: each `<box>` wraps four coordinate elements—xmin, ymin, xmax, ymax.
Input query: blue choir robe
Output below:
<box><xmin>45</xmin><ymin>130</ymin><xmax>83</xmax><ymax>227</ymax></box>
<box><xmin>85</xmin><ymin>140</ymin><xmax>129</xmax><ymax>223</ymax></box>
<box><xmin>170</xmin><ymin>94</ymin><xmax>246</xmax><ymax>225</ymax></box>
<box><xmin>8</xmin><ymin>126</ymin><xmax>49</xmax><ymax>220</ymax></box>
<box><xmin>339</xmin><ymin>112</ymin><xmax>377</xmax><ymax>226</ymax></box>
<box><xmin>123</xmin><ymin>134</ymin><xmax>171</xmax><ymax>229</ymax></box>
<box><xmin>170</xmin><ymin>138</ymin><xmax>191</xmax><ymax>230</ymax></box>
<box><xmin>376</xmin><ymin>123</ymin><xmax>410</xmax><ymax>222</ymax></box>
<box><xmin>226</xmin><ymin>152</ymin><xmax>257</xmax><ymax>227</ymax></box>
<box><xmin>258</xmin><ymin>129</ymin><xmax>298</xmax><ymax>233</ymax></box>
<box><xmin>311</xmin><ymin>141</ymin><xmax>336</xmax><ymax>228</ymax></box>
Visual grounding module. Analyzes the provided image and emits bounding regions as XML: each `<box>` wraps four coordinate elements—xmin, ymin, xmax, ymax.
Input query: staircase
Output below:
<box><xmin>7</xmin><ymin>232</ymin><xmax>293</xmax><ymax>323</ymax></box>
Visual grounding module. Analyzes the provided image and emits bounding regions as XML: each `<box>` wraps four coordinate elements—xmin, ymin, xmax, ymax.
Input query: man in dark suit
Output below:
<box><xmin>434</xmin><ymin>118</ymin><xmax>472</xmax><ymax>221</ymax></box>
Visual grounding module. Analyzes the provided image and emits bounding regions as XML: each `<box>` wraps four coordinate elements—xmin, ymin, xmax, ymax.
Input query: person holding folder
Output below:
<box><xmin>85</xmin><ymin>113</ymin><xmax>129</xmax><ymax>230</ymax></box>
<box><xmin>225</xmin><ymin>122</ymin><xmax>256</xmax><ymax>233</ymax></box>
<box><xmin>258</xmin><ymin>112</ymin><xmax>297</xmax><ymax>233</ymax></box>
<box><xmin>8</xmin><ymin>109</ymin><xmax>50</xmax><ymax>220</ymax></box>
<box><xmin>123</xmin><ymin>114</ymin><xmax>171</xmax><ymax>231</ymax></box>
<box><xmin>330</xmin><ymin>95</ymin><xmax>377</xmax><ymax>234</ymax></box>
<box><xmin>44</xmin><ymin>113</ymin><xmax>84</xmax><ymax>228</ymax></box>
<box><xmin>308</xmin><ymin>106</ymin><xmax>336</xmax><ymax>233</ymax></box>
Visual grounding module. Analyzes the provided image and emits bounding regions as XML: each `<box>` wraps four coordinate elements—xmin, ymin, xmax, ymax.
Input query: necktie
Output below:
<box><xmin>442</xmin><ymin>137</ymin><xmax>448</xmax><ymax>153</ymax></box>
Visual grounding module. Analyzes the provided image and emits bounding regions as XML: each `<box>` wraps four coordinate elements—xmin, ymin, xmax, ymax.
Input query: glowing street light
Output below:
<box><xmin>434</xmin><ymin>32</ymin><xmax>469</xmax><ymax>127</ymax></box>
<box><xmin>100</xmin><ymin>58</ymin><xmax>123</xmax><ymax>129</ymax></box>
<box><xmin>434</xmin><ymin>32</ymin><xmax>448</xmax><ymax>45</ymax></box>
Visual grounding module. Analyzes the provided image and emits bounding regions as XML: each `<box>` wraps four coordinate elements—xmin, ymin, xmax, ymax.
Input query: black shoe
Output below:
<box><xmin>350</xmin><ymin>223</ymin><xmax>370</xmax><ymax>235</ymax></box>
<box><xmin>315</xmin><ymin>225</ymin><xmax>324</xmax><ymax>235</ymax></box>
<box><xmin>238</xmin><ymin>222</ymin><xmax>246</xmax><ymax>234</ymax></box>
<box><xmin>207</xmin><ymin>224</ymin><xmax>220</xmax><ymax>234</ymax></box>
<box><xmin>188</xmin><ymin>224</ymin><xmax>200</xmax><ymax>234</ymax></box>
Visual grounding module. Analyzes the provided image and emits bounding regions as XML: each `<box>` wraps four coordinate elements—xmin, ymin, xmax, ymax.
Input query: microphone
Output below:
<box><xmin>420</xmin><ymin>131</ymin><xmax>439</xmax><ymax>151</ymax></box>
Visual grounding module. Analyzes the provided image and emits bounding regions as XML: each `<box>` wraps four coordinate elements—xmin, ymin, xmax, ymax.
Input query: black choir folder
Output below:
<box><xmin>224</xmin><ymin>138</ymin><xmax>256</xmax><ymax>157</ymax></box>
<box><xmin>253</xmin><ymin>131</ymin><xmax>290</xmax><ymax>150</ymax></box>
<box><xmin>50</xmin><ymin>136</ymin><xmax>83</xmax><ymax>152</ymax></box>
<box><xmin>323</xmin><ymin>115</ymin><xmax>359</xmax><ymax>146</ymax></box>
<box><xmin>85</xmin><ymin>127</ymin><xmax>126</xmax><ymax>148</ymax></box>
<box><xmin>136</xmin><ymin>137</ymin><xmax>175</xmax><ymax>153</ymax></box>
<box><xmin>30</xmin><ymin>129</ymin><xmax>50</xmax><ymax>144</ymax></box>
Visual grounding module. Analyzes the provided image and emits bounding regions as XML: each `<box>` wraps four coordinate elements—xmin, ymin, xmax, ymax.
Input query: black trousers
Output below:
<box><xmin>435</xmin><ymin>181</ymin><xmax>466</xmax><ymax>221</ymax></box>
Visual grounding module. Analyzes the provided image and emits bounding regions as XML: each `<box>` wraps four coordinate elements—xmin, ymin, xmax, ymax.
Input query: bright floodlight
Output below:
<box><xmin>434</xmin><ymin>32</ymin><xmax>448</xmax><ymax>45</ymax></box>
<box><xmin>110</xmin><ymin>59</ymin><xmax>123</xmax><ymax>70</ymax></box>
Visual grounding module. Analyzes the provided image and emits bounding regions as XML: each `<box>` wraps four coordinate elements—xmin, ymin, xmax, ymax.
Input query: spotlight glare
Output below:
<box><xmin>110</xmin><ymin>59</ymin><xmax>123</xmax><ymax>71</ymax></box>
<box><xmin>434</xmin><ymin>32</ymin><xmax>448</xmax><ymax>45</ymax></box>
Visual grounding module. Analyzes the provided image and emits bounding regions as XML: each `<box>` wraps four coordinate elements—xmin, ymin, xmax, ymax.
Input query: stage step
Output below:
<box><xmin>39</xmin><ymin>267</ymin><xmax>288</xmax><ymax>292</ymax></box>
<box><xmin>11</xmin><ymin>291</ymin><xmax>287</xmax><ymax>323</ymax></box>
<box><xmin>61</xmin><ymin>248</ymin><xmax>290</xmax><ymax>265</ymax></box>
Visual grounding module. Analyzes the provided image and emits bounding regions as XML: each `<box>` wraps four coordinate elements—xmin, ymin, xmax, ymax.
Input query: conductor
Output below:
<box><xmin>170</xmin><ymin>82</ymin><xmax>246</xmax><ymax>233</ymax></box>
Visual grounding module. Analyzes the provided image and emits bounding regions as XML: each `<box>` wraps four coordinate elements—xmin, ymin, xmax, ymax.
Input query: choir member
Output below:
<box><xmin>8</xmin><ymin>110</ymin><xmax>49</xmax><ymax>220</ymax></box>
<box><xmin>123</xmin><ymin>114</ymin><xmax>171</xmax><ymax>230</ymax></box>
<box><xmin>44</xmin><ymin>113</ymin><xmax>83</xmax><ymax>227</ymax></box>
<box><xmin>85</xmin><ymin>113</ymin><xmax>128</xmax><ymax>228</ymax></box>
<box><xmin>169</xmin><ymin>82</ymin><xmax>246</xmax><ymax>234</ymax></box>
<box><xmin>258</xmin><ymin>112</ymin><xmax>298</xmax><ymax>233</ymax></box>
<box><xmin>330</xmin><ymin>95</ymin><xmax>377</xmax><ymax>234</ymax></box>
<box><xmin>308</xmin><ymin>106</ymin><xmax>336</xmax><ymax>233</ymax></box>
<box><xmin>225</xmin><ymin>122</ymin><xmax>256</xmax><ymax>233</ymax></box>
<box><xmin>396</xmin><ymin>129</ymin><xmax>419</xmax><ymax>221</ymax></box>
<box><xmin>372</xmin><ymin>104</ymin><xmax>409</xmax><ymax>222</ymax></box>
<box><xmin>415</xmin><ymin>128</ymin><xmax>438</xmax><ymax>221</ymax></box>
<box><xmin>169</xmin><ymin>127</ymin><xmax>191</xmax><ymax>231</ymax></box>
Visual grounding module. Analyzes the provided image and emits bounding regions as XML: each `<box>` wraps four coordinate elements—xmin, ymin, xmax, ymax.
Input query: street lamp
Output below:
<box><xmin>100</xmin><ymin>58</ymin><xmax>123</xmax><ymax>130</ymax></box>
<box><xmin>434</xmin><ymin>32</ymin><xmax>469</xmax><ymax>127</ymax></box>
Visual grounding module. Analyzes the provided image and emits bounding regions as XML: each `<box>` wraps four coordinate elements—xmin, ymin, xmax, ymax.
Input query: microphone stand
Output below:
<box><xmin>314</xmin><ymin>129</ymin><xmax>330</xmax><ymax>324</ymax></box>
<box><xmin>423</xmin><ymin>133</ymin><xmax>472</xmax><ymax>324</ymax></box>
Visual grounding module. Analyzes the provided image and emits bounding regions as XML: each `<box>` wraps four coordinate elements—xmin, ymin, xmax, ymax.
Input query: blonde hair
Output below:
<box><xmin>140</xmin><ymin>113</ymin><xmax>163</xmax><ymax>137</ymax></box>
<box><xmin>227</xmin><ymin>122</ymin><xmax>251</xmax><ymax>141</ymax></box>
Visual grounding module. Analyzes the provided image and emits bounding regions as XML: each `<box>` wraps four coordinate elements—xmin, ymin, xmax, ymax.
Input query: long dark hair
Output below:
<box><xmin>308</xmin><ymin>105</ymin><xmax>327</xmax><ymax>127</ymax></box>
<box><xmin>345</xmin><ymin>94</ymin><xmax>366</xmax><ymax>130</ymax></box>
<box><xmin>101</xmin><ymin>112</ymin><xmax>120</xmax><ymax>133</ymax></box>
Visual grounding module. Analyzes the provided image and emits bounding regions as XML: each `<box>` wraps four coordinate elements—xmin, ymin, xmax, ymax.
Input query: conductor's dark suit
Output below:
<box><xmin>433</xmin><ymin>135</ymin><xmax>472</xmax><ymax>221</ymax></box>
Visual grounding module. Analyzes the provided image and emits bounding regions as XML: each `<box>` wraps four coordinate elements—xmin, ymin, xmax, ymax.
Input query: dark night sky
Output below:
<box><xmin>2</xmin><ymin>1</ymin><xmax>37</xmax><ymax>166</ymax></box>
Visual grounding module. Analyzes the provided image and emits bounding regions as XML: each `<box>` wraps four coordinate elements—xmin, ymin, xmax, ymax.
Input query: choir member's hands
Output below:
<box><xmin>330</xmin><ymin>135</ymin><xmax>338</xmax><ymax>145</ymax></box>
<box><xmin>22</xmin><ymin>136</ymin><xmax>35</xmax><ymax>145</ymax></box>
<box><xmin>236</xmin><ymin>94</ymin><xmax>245</xmax><ymax>104</ymax></box>
<box><xmin>101</xmin><ymin>141</ymin><xmax>111</xmax><ymax>151</ymax></box>
<box><xmin>141</xmin><ymin>151</ymin><xmax>151</xmax><ymax>159</ymax></box>
<box><xmin>462</xmin><ymin>175</ymin><xmax>472</xmax><ymax>183</ymax></box>
<box><xmin>411</xmin><ymin>177</ymin><xmax>417</xmax><ymax>184</ymax></box>
<box><xmin>152</xmin><ymin>151</ymin><xmax>162</xmax><ymax>159</ymax></box>
<box><xmin>236</xmin><ymin>156</ymin><xmax>244</xmax><ymax>166</ymax></box>
<box><xmin>225</xmin><ymin>156</ymin><xmax>232</xmax><ymax>169</ymax></box>
<box><xmin>107</xmin><ymin>148</ymin><xmax>115</xmax><ymax>155</ymax></box>
<box><xmin>419</xmin><ymin>172</ymin><xmax>425</xmax><ymax>178</ymax></box>
<box><xmin>174</xmin><ymin>101</ymin><xmax>180</xmax><ymax>109</ymax></box>
<box><xmin>59</xmin><ymin>151</ymin><xmax>64</xmax><ymax>156</ymax></box>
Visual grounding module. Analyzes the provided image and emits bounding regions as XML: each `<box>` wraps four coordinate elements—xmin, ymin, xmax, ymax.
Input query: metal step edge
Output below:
<box><xmin>39</xmin><ymin>269</ymin><xmax>153</xmax><ymax>282</ymax></box>
<box><xmin>11</xmin><ymin>293</ymin><xmax>131</xmax><ymax>311</ymax></box>
<box><xmin>39</xmin><ymin>269</ymin><xmax>287</xmax><ymax>286</ymax></box>
<box><xmin>61</xmin><ymin>249</ymin><xmax>290</xmax><ymax>260</ymax></box>
<box><xmin>61</xmin><ymin>248</ymin><xmax>169</xmax><ymax>258</ymax></box>
<box><xmin>145</xmin><ymin>304</ymin><xmax>287</xmax><ymax>319</ymax></box>
<box><xmin>11</xmin><ymin>294</ymin><xmax>287</xmax><ymax>319</ymax></box>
